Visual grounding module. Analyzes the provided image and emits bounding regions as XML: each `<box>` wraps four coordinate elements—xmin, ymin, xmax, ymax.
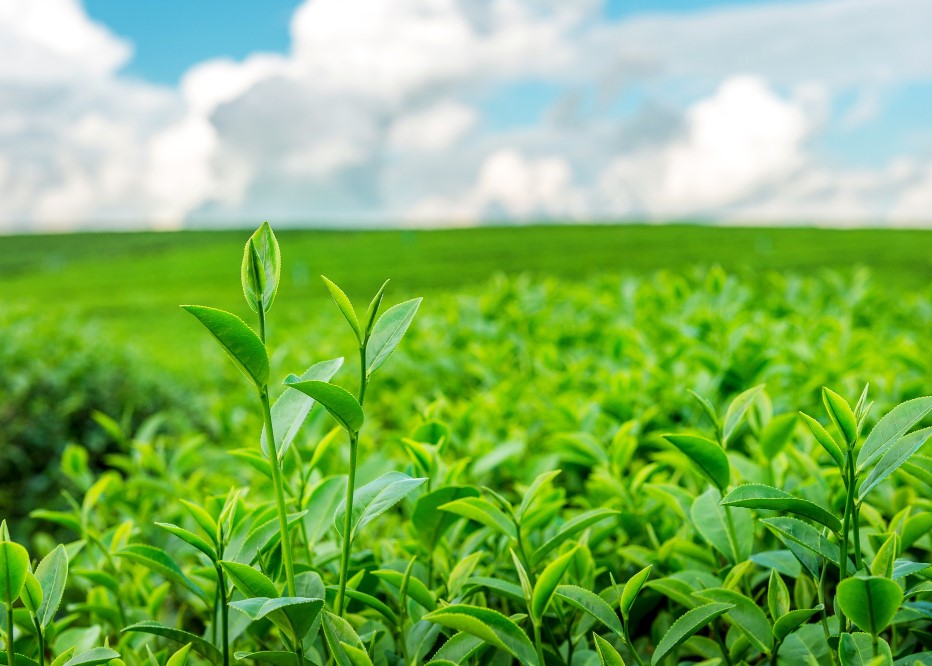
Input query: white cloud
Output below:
<box><xmin>389</xmin><ymin>100</ymin><xmax>477</xmax><ymax>152</ymax></box>
<box><xmin>2</xmin><ymin>0</ymin><xmax>932</xmax><ymax>230</ymax></box>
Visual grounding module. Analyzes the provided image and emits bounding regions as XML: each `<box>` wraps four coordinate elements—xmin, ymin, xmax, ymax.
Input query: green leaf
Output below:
<box><xmin>531</xmin><ymin>508</ymin><xmax>618</xmax><ymax>566</ymax></box>
<box><xmin>768</xmin><ymin>569</ymin><xmax>790</xmax><ymax>620</ymax></box>
<box><xmin>284</xmin><ymin>379</ymin><xmax>364</xmax><ymax>433</ymax></box>
<box><xmin>620</xmin><ymin>565</ymin><xmax>652</xmax><ymax>621</ymax></box>
<box><xmin>218</xmin><ymin>560</ymin><xmax>278</xmax><ymax>598</ymax></box>
<box><xmin>593</xmin><ymin>634</ymin><xmax>626</xmax><ymax>666</ymax></box>
<box><xmin>554</xmin><ymin>585</ymin><xmax>622</xmax><ymax>635</ymax></box>
<box><xmin>823</xmin><ymin>387</ymin><xmax>859</xmax><ymax>446</ymax></box>
<box><xmin>34</xmin><ymin>544</ymin><xmax>67</xmax><ymax>629</ymax></box>
<box><xmin>366</xmin><ymin>298</ymin><xmax>422</xmax><ymax>377</ymax></box>
<box><xmin>230</xmin><ymin>596</ymin><xmax>324</xmax><ymax>640</ymax></box>
<box><xmin>723</xmin><ymin>384</ymin><xmax>765</xmax><ymax>446</ymax></box>
<box><xmin>181</xmin><ymin>305</ymin><xmax>269</xmax><ymax>388</ymax></box>
<box><xmin>836</xmin><ymin>576</ymin><xmax>903</xmax><ymax>636</ymax></box>
<box><xmin>531</xmin><ymin>547</ymin><xmax>578</xmax><ymax>621</ymax></box>
<box><xmin>320</xmin><ymin>610</ymin><xmax>368</xmax><ymax>666</ymax></box>
<box><xmin>423</xmin><ymin>604</ymin><xmax>538</xmax><ymax>666</ymax></box>
<box><xmin>516</xmin><ymin>470</ymin><xmax>561</xmax><ymax>521</ymax></box>
<box><xmin>329</xmin><ymin>585</ymin><xmax>397</xmax><ymax>624</ymax></box>
<box><xmin>115</xmin><ymin>545</ymin><xmax>204</xmax><ymax>600</ymax></box>
<box><xmin>233</xmin><ymin>652</ymin><xmax>316</xmax><ymax>666</ymax></box>
<box><xmin>773</xmin><ymin>605</ymin><xmax>823</xmax><ymax>641</ymax></box>
<box><xmin>372</xmin><ymin>569</ymin><xmax>436</xmax><ymax>611</ymax></box>
<box><xmin>859</xmin><ymin>426</ymin><xmax>932</xmax><ymax>500</ymax></box>
<box><xmin>20</xmin><ymin>571</ymin><xmax>41</xmax><ymax>614</ymax></box>
<box><xmin>364</xmin><ymin>279</ymin><xmax>390</xmax><ymax>339</ymax></box>
<box><xmin>761</xmin><ymin>517</ymin><xmax>845</xmax><ymax>570</ymax></box>
<box><xmin>760</xmin><ymin>412</ymin><xmax>798</xmax><ymax>459</ymax></box>
<box><xmin>663</xmin><ymin>434</ymin><xmax>730</xmax><ymax>491</ymax></box>
<box><xmin>651</xmin><ymin>602</ymin><xmax>734</xmax><ymax>666</ymax></box>
<box><xmin>412</xmin><ymin>486</ymin><xmax>481</xmax><ymax>552</ymax></box>
<box><xmin>696</xmin><ymin>587</ymin><xmax>774</xmax><ymax>653</ymax></box>
<box><xmin>178</xmin><ymin>501</ymin><xmax>219</xmax><ymax>547</ymax></box>
<box><xmin>691</xmin><ymin>487</ymin><xmax>752</xmax><ymax>565</ymax></box>
<box><xmin>122</xmin><ymin>621</ymin><xmax>222</xmax><ymax>663</ymax></box>
<box><xmin>800</xmin><ymin>412</ymin><xmax>846</xmax><ymax>469</ymax></box>
<box><xmin>263</xmin><ymin>357</ymin><xmax>344</xmax><ymax>456</ymax></box>
<box><xmin>857</xmin><ymin>397</ymin><xmax>932</xmax><ymax>473</ymax></box>
<box><xmin>335</xmin><ymin>471</ymin><xmax>426</xmax><ymax>541</ymax></box>
<box><xmin>155</xmin><ymin>523</ymin><xmax>217</xmax><ymax>562</ymax></box>
<box><xmin>322</xmin><ymin>276</ymin><xmax>362</xmax><ymax>342</ymax></box>
<box><xmin>721</xmin><ymin>483</ymin><xmax>842</xmax><ymax>533</ymax></box>
<box><xmin>165</xmin><ymin>644</ymin><xmax>192</xmax><ymax>666</ymax></box>
<box><xmin>839</xmin><ymin>632</ymin><xmax>893</xmax><ymax>666</ymax></box>
<box><xmin>241</xmin><ymin>222</ymin><xmax>281</xmax><ymax>313</ymax></box>
<box><xmin>61</xmin><ymin>648</ymin><xmax>121</xmax><ymax>666</ymax></box>
<box><xmin>871</xmin><ymin>534</ymin><xmax>899</xmax><ymax>578</ymax></box>
<box><xmin>0</xmin><ymin>541</ymin><xmax>31</xmax><ymax>605</ymax></box>
<box><xmin>439</xmin><ymin>497</ymin><xmax>517</xmax><ymax>540</ymax></box>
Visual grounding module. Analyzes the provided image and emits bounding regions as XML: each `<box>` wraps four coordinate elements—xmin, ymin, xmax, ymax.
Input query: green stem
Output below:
<box><xmin>6</xmin><ymin>603</ymin><xmax>14</xmax><ymax>666</ymax></box>
<box><xmin>712</xmin><ymin>623</ymin><xmax>734</xmax><ymax>666</ymax></box>
<box><xmin>723</xmin><ymin>503</ymin><xmax>740</xmax><ymax>564</ymax></box>
<box><xmin>853</xmin><ymin>503</ymin><xmax>862</xmax><ymax>571</ymax></box>
<box><xmin>817</xmin><ymin>560</ymin><xmax>839</xmax><ymax>666</ymax></box>
<box><xmin>216</xmin><ymin>564</ymin><xmax>230</xmax><ymax>666</ymax></box>
<box><xmin>838</xmin><ymin>451</ymin><xmax>856</xmax><ymax>632</ymax></box>
<box><xmin>335</xmin><ymin>432</ymin><xmax>359</xmax><ymax>616</ymax></box>
<box><xmin>259</xmin><ymin>390</ymin><xmax>304</xmax><ymax>666</ymax></box>
<box><xmin>336</xmin><ymin>345</ymin><xmax>369</xmax><ymax>617</ymax></box>
<box><xmin>622</xmin><ymin>621</ymin><xmax>647</xmax><ymax>666</ymax></box>
<box><xmin>33</xmin><ymin>618</ymin><xmax>44</xmax><ymax>666</ymax></box>
<box><xmin>533</xmin><ymin>621</ymin><xmax>546</xmax><ymax>666</ymax></box>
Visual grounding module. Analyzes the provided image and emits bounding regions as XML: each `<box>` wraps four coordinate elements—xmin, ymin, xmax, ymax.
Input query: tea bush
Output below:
<box><xmin>2</xmin><ymin>224</ymin><xmax>930</xmax><ymax>666</ymax></box>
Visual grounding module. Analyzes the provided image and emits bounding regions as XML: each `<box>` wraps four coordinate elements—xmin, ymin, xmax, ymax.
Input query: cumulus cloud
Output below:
<box><xmin>1</xmin><ymin>0</ymin><xmax>932</xmax><ymax>231</ymax></box>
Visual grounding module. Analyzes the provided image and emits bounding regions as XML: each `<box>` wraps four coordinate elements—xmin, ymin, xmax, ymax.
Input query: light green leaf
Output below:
<box><xmin>61</xmin><ymin>648</ymin><xmax>120</xmax><ymax>666</ymax></box>
<box><xmin>760</xmin><ymin>412</ymin><xmax>798</xmax><ymax>459</ymax></box>
<box><xmin>115</xmin><ymin>545</ymin><xmax>205</xmax><ymax>600</ymax></box>
<box><xmin>423</xmin><ymin>604</ymin><xmax>538</xmax><ymax>666</ymax></box>
<box><xmin>723</xmin><ymin>384</ymin><xmax>765</xmax><ymax>446</ymax></box>
<box><xmin>0</xmin><ymin>540</ymin><xmax>30</xmax><ymax>605</ymax></box>
<box><xmin>20</xmin><ymin>571</ymin><xmax>42</xmax><ymax>614</ymax></box>
<box><xmin>593</xmin><ymin>634</ymin><xmax>626</xmax><ymax>666</ymax></box>
<box><xmin>721</xmin><ymin>483</ymin><xmax>842</xmax><ymax>533</ymax></box>
<box><xmin>165</xmin><ymin>643</ymin><xmax>192</xmax><ymax>666</ymax></box>
<box><xmin>857</xmin><ymin>397</ymin><xmax>932</xmax><ymax>473</ymax></box>
<box><xmin>412</xmin><ymin>486</ymin><xmax>481</xmax><ymax>552</ymax></box>
<box><xmin>530</xmin><ymin>509</ymin><xmax>618</xmax><ymax>566</ymax></box>
<box><xmin>155</xmin><ymin>523</ymin><xmax>217</xmax><ymax>562</ymax></box>
<box><xmin>773</xmin><ymin>605</ymin><xmax>823</xmax><ymax>641</ymax></box>
<box><xmin>218</xmin><ymin>560</ymin><xmax>278</xmax><ymax>598</ymax></box>
<box><xmin>823</xmin><ymin>387</ymin><xmax>859</xmax><ymax>446</ymax></box>
<box><xmin>372</xmin><ymin>569</ymin><xmax>436</xmax><ymax>611</ymax></box>
<box><xmin>859</xmin><ymin>426</ymin><xmax>932</xmax><ymax>500</ymax></box>
<box><xmin>366</xmin><ymin>298</ymin><xmax>422</xmax><ymax>377</ymax></box>
<box><xmin>241</xmin><ymin>222</ymin><xmax>281</xmax><ymax>313</ymax></box>
<box><xmin>651</xmin><ymin>602</ymin><xmax>734</xmax><ymax>666</ymax></box>
<box><xmin>181</xmin><ymin>305</ymin><xmax>269</xmax><ymax>388</ymax></box>
<box><xmin>230</xmin><ymin>596</ymin><xmax>324</xmax><ymax>640</ymax></box>
<box><xmin>322</xmin><ymin>276</ymin><xmax>362</xmax><ymax>342</ymax></box>
<box><xmin>800</xmin><ymin>412</ymin><xmax>845</xmax><ymax>469</ymax></box>
<box><xmin>531</xmin><ymin>547</ymin><xmax>578</xmax><ymax>621</ymax></box>
<box><xmin>122</xmin><ymin>621</ymin><xmax>222</xmax><ymax>663</ymax></box>
<box><xmin>839</xmin><ymin>632</ymin><xmax>893</xmax><ymax>666</ymax></box>
<box><xmin>696</xmin><ymin>587</ymin><xmax>774</xmax><ymax>653</ymax></box>
<box><xmin>335</xmin><ymin>471</ymin><xmax>426</xmax><ymax>540</ymax></box>
<box><xmin>439</xmin><ymin>497</ymin><xmax>517</xmax><ymax>540</ymax></box>
<box><xmin>663</xmin><ymin>434</ymin><xmax>730</xmax><ymax>491</ymax></box>
<box><xmin>263</xmin><ymin>357</ymin><xmax>344</xmax><ymax>456</ymax></box>
<box><xmin>555</xmin><ymin>585</ymin><xmax>622</xmax><ymax>635</ymax></box>
<box><xmin>620</xmin><ymin>565</ymin><xmax>652</xmax><ymax>621</ymax></box>
<box><xmin>836</xmin><ymin>576</ymin><xmax>903</xmax><ymax>636</ymax></box>
<box><xmin>691</xmin><ymin>487</ymin><xmax>752</xmax><ymax>565</ymax></box>
<box><xmin>284</xmin><ymin>379</ymin><xmax>364</xmax><ymax>433</ymax></box>
<box><xmin>768</xmin><ymin>569</ymin><xmax>790</xmax><ymax>620</ymax></box>
<box><xmin>34</xmin><ymin>544</ymin><xmax>68</xmax><ymax>629</ymax></box>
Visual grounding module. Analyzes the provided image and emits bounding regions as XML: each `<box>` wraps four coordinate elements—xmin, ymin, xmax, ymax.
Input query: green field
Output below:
<box><xmin>2</xmin><ymin>224</ymin><xmax>930</xmax><ymax>373</ymax></box>
<box><xmin>2</xmin><ymin>223</ymin><xmax>931</xmax><ymax>666</ymax></box>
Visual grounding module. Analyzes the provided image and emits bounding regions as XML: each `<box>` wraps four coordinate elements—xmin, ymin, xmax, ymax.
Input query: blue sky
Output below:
<box><xmin>2</xmin><ymin>0</ymin><xmax>932</xmax><ymax>231</ymax></box>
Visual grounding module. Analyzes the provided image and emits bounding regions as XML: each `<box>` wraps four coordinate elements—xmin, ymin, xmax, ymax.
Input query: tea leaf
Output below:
<box><xmin>857</xmin><ymin>396</ymin><xmax>932</xmax><ymax>473</ymax></box>
<box><xmin>839</xmin><ymin>631</ymin><xmax>893</xmax><ymax>666</ymax></box>
<box><xmin>696</xmin><ymin>587</ymin><xmax>773</xmax><ymax>653</ymax></box>
<box><xmin>34</xmin><ymin>544</ymin><xmax>68</xmax><ymax>628</ymax></box>
<box><xmin>241</xmin><ymin>222</ymin><xmax>281</xmax><ymax>313</ymax></box>
<box><xmin>721</xmin><ymin>483</ymin><xmax>842</xmax><ymax>533</ymax></box>
<box><xmin>760</xmin><ymin>412</ymin><xmax>798</xmax><ymax>459</ymax></box>
<box><xmin>620</xmin><ymin>565</ymin><xmax>652</xmax><ymax>621</ymax></box>
<box><xmin>0</xmin><ymin>540</ymin><xmax>30</xmax><ymax>605</ymax></box>
<box><xmin>322</xmin><ymin>276</ymin><xmax>362</xmax><ymax>342</ymax></box>
<box><xmin>663</xmin><ymin>434</ymin><xmax>730</xmax><ymax>491</ymax></box>
<box><xmin>554</xmin><ymin>585</ymin><xmax>622</xmax><ymax>635</ymax></box>
<box><xmin>773</xmin><ymin>605</ymin><xmax>823</xmax><ymax>641</ymax></box>
<box><xmin>859</xmin><ymin>426</ymin><xmax>932</xmax><ymax>500</ymax></box>
<box><xmin>651</xmin><ymin>602</ymin><xmax>734</xmax><ymax>666</ymax></box>
<box><xmin>439</xmin><ymin>497</ymin><xmax>517</xmax><ymax>540</ymax></box>
<box><xmin>366</xmin><ymin>298</ymin><xmax>422</xmax><ymax>377</ymax></box>
<box><xmin>181</xmin><ymin>305</ymin><xmax>269</xmax><ymax>388</ymax></box>
<box><xmin>836</xmin><ymin>576</ymin><xmax>903</xmax><ymax>636</ymax></box>
<box><xmin>284</xmin><ymin>378</ymin><xmax>364</xmax><ymax>433</ymax></box>
<box><xmin>723</xmin><ymin>384</ymin><xmax>765</xmax><ymax>446</ymax></box>
<box><xmin>61</xmin><ymin>648</ymin><xmax>121</xmax><ymax>666</ymax></box>
<box><xmin>123</xmin><ymin>621</ymin><xmax>222</xmax><ymax>662</ymax></box>
<box><xmin>423</xmin><ymin>604</ymin><xmax>538</xmax><ymax>666</ymax></box>
<box><xmin>823</xmin><ymin>387</ymin><xmax>858</xmax><ymax>446</ymax></box>
<box><xmin>336</xmin><ymin>471</ymin><xmax>427</xmax><ymax>540</ymax></box>
<box><xmin>531</xmin><ymin>547</ymin><xmax>578</xmax><ymax>621</ymax></box>
<box><xmin>800</xmin><ymin>412</ymin><xmax>845</xmax><ymax>469</ymax></box>
<box><xmin>593</xmin><ymin>634</ymin><xmax>626</xmax><ymax>666</ymax></box>
<box><xmin>412</xmin><ymin>485</ymin><xmax>481</xmax><ymax>552</ymax></box>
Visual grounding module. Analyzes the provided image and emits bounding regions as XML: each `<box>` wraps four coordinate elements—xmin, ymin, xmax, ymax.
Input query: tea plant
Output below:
<box><xmin>5</xmin><ymin>224</ymin><xmax>930</xmax><ymax>666</ymax></box>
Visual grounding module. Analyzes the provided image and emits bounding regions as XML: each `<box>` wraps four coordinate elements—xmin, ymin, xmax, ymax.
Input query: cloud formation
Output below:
<box><xmin>1</xmin><ymin>0</ymin><xmax>931</xmax><ymax>231</ymax></box>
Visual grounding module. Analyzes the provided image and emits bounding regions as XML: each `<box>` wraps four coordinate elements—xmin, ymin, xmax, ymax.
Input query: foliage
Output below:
<box><xmin>2</xmin><ymin>224</ymin><xmax>930</xmax><ymax>665</ymax></box>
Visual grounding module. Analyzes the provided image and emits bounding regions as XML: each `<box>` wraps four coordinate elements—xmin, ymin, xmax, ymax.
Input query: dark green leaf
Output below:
<box><xmin>663</xmin><ymin>434</ymin><xmax>730</xmax><ymax>491</ymax></box>
<box><xmin>773</xmin><ymin>606</ymin><xmax>823</xmax><ymax>641</ymax></box>
<box><xmin>696</xmin><ymin>587</ymin><xmax>773</xmax><ymax>653</ymax></box>
<box><xmin>423</xmin><ymin>604</ymin><xmax>538</xmax><ymax>666</ymax></box>
<box><xmin>857</xmin><ymin>397</ymin><xmax>932</xmax><ymax>473</ymax></box>
<box><xmin>123</xmin><ymin>621</ymin><xmax>222</xmax><ymax>663</ymax></box>
<box><xmin>651</xmin><ymin>602</ymin><xmax>734</xmax><ymax>666</ymax></box>
<box><xmin>836</xmin><ymin>576</ymin><xmax>903</xmax><ymax>636</ymax></box>
<box><xmin>859</xmin><ymin>426</ymin><xmax>932</xmax><ymax>500</ymax></box>
<box><xmin>721</xmin><ymin>483</ymin><xmax>842</xmax><ymax>533</ymax></box>
<box><xmin>34</xmin><ymin>544</ymin><xmax>68</xmax><ymax>628</ymax></box>
<box><xmin>181</xmin><ymin>305</ymin><xmax>269</xmax><ymax>388</ymax></box>
<box><xmin>284</xmin><ymin>379</ymin><xmax>363</xmax><ymax>433</ymax></box>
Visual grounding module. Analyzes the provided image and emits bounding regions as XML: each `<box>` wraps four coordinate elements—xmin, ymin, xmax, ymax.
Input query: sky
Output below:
<box><xmin>2</xmin><ymin>0</ymin><xmax>932</xmax><ymax>232</ymax></box>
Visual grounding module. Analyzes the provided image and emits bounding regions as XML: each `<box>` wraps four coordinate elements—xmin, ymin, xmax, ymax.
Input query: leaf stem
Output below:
<box><xmin>335</xmin><ymin>432</ymin><xmax>358</xmax><ymax>616</ymax></box>
<box><xmin>838</xmin><ymin>450</ymin><xmax>856</xmax><ymax>632</ymax></box>
<box><xmin>6</xmin><ymin>603</ymin><xmax>14</xmax><ymax>666</ymax></box>
<box><xmin>33</xmin><ymin>617</ymin><xmax>44</xmax><ymax>666</ymax></box>
<box><xmin>622</xmin><ymin>621</ymin><xmax>647</xmax><ymax>666</ymax></box>
<box><xmin>532</xmin><ymin>620</ymin><xmax>545</xmax><ymax>666</ymax></box>
<box><xmin>215</xmin><ymin>564</ymin><xmax>230</xmax><ymax>666</ymax></box>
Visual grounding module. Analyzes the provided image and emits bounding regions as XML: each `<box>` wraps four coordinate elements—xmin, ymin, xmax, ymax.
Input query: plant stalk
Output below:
<box><xmin>6</xmin><ymin>604</ymin><xmax>14</xmax><ymax>666</ymax></box>
<box><xmin>838</xmin><ymin>450</ymin><xmax>856</xmax><ymax>632</ymax></box>
<box><xmin>622</xmin><ymin>621</ymin><xmax>647</xmax><ymax>666</ymax></box>
<box><xmin>33</xmin><ymin>618</ymin><xmax>44</xmax><ymax>666</ymax></box>
<box><xmin>533</xmin><ymin>621</ymin><xmax>546</xmax><ymax>666</ymax></box>
<box><xmin>335</xmin><ymin>432</ymin><xmax>359</xmax><ymax>616</ymax></box>
<box><xmin>215</xmin><ymin>564</ymin><xmax>230</xmax><ymax>666</ymax></box>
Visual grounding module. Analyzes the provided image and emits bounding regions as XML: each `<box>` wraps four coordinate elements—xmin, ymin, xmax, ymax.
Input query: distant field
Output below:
<box><xmin>2</xmin><ymin>224</ymin><xmax>930</xmax><ymax>372</ymax></box>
